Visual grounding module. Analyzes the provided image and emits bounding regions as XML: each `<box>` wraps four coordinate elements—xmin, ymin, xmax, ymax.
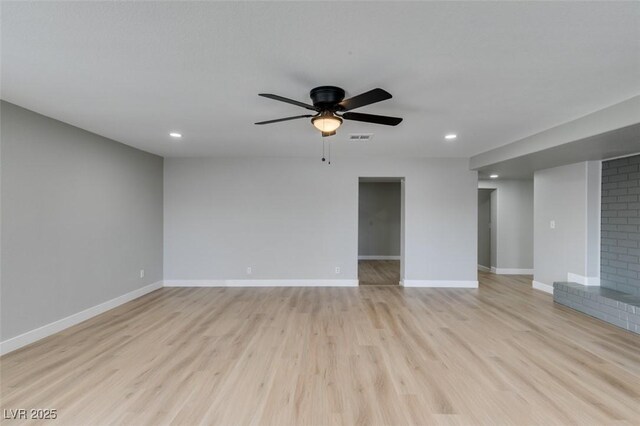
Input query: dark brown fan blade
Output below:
<box><xmin>322</xmin><ymin>131</ymin><xmax>336</xmax><ymax>137</ymax></box>
<box><xmin>342</xmin><ymin>112</ymin><xmax>402</xmax><ymax>126</ymax></box>
<box><xmin>255</xmin><ymin>115</ymin><xmax>313</xmax><ymax>125</ymax></box>
<box><xmin>259</xmin><ymin>94</ymin><xmax>318</xmax><ymax>111</ymax></box>
<box><xmin>338</xmin><ymin>88</ymin><xmax>392</xmax><ymax>111</ymax></box>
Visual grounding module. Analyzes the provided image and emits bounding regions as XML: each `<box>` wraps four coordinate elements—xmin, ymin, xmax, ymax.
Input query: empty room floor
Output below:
<box><xmin>2</xmin><ymin>272</ymin><xmax>640</xmax><ymax>425</ymax></box>
<box><xmin>358</xmin><ymin>260</ymin><xmax>400</xmax><ymax>286</ymax></box>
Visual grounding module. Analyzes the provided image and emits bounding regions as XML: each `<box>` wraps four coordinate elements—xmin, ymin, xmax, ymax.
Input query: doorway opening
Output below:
<box><xmin>478</xmin><ymin>188</ymin><xmax>496</xmax><ymax>273</ymax></box>
<box><xmin>358</xmin><ymin>177</ymin><xmax>404</xmax><ymax>286</ymax></box>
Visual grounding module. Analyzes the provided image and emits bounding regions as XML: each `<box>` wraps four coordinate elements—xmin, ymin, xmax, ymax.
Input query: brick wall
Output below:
<box><xmin>554</xmin><ymin>282</ymin><xmax>640</xmax><ymax>334</ymax></box>
<box><xmin>601</xmin><ymin>154</ymin><xmax>640</xmax><ymax>296</ymax></box>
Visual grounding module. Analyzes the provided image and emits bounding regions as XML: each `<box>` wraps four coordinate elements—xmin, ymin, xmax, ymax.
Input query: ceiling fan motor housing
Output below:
<box><xmin>310</xmin><ymin>86</ymin><xmax>346</xmax><ymax>110</ymax></box>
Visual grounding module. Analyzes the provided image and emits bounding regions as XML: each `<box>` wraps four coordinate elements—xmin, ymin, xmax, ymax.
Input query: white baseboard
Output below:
<box><xmin>477</xmin><ymin>265</ymin><xmax>491</xmax><ymax>272</ymax></box>
<box><xmin>401</xmin><ymin>280</ymin><xmax>478</xmax><ymax>288</ymax></box>
<box><xmin>490</xmin><ymin>266</ymin><xmax>497</xmax><ymax>273</ymax></box>
<box><xmin>0</xmin><ymin>281</ymin><xmax>163</xmax><ymax>356</ymax></box>
<box><xmin>163</xmin><ymin>280</ymin><xmax>225</xmax><ymax>287</ymax></box>
<box><xmin>163</xmin><ymin>279</ymin><xmax>359</xmax><ymax>287</ymax></box>
<box><xmin>567</xmin><ymin>273</ymin><xmax>600</xmax><ymax>286</ymax></box>
<box><xmin>358</xmin><ymin>256</ymin><xmax>401</xmax><ymax>260</ymax></box>
<box><xmin>532</xmin><ymin>280</ymin><xmax>554</xmax><ymax>294</ymax></box>
<box><xmin>494</xmin><ymin>268</ymin><xmax>534</xmax><ymax>275</ymax></box>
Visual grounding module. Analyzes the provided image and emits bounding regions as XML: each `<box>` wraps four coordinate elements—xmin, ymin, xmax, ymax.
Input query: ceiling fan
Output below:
<box><xmin>255</xmin><ymin>86</ymin><xmax>402</xmax><ymax>137</ymax></box>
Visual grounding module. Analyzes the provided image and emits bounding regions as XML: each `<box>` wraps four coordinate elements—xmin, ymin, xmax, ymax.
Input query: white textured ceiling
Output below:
<box><xmin>2</xmin><ymin>1</ymin><xmax>639</xmax><ymax>158</ymax></box>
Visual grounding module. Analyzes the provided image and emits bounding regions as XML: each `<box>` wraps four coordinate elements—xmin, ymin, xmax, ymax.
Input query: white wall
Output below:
<box><xmin>1</xmin><ymin>102</ymin><xmax>164</xmax><ymax>342</ymax></box>
<box><xmin>164</xmin><ymin>157</ymin><xmax>477</xmax><ymax>284</ymax></box>
<box><xmin>533</xmin><ymin>161</ymin><xmax>600</xmax><ymax>287</ymax></box>
<box><xmin>478</xmin><ymin>179</ymin><xmax>534</xmax><ymax>271</ymax></box>
<box><xmin>358</xmin><ymin>182</ymin><xmax>401</xmax><ymax>258</ymax></box>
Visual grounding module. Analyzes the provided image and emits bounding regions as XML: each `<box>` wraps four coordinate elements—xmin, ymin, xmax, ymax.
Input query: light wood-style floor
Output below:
<box><xmin>358</xmin><ymin>260</ymin><xmax>400</xmax><ymax>286</ymax></box>
<box><xmin>2</xmin><ymin>271</ymin><xmax>640</xmax><ymax>425</ymax></box>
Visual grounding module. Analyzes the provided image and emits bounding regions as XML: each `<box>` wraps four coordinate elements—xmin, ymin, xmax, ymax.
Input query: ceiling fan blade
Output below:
<box><xmin>259</xmin><ymin>94</ymin><xmax>318</xmax><ymax>111</ymax></box>
<box><xmin>342</xmin><ymin>112</ymin><xmax>403</xmax><ymax>126</ymax></box>
<box><xmin>338</xmin><ymin>88</ymin><xmax>392</xmax><ymax>111</ymax></box>
<box><xmin>255</xmin><ymin>114</ymin><xmax>313</xmax><ymax>125</ymax></box>
<box><xmin>322</xmin><ymin>131</ymin><xmax>336</xmax><ymax>137</ymax></box>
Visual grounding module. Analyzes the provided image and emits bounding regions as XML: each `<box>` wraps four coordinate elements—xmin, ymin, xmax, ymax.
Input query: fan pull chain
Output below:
<box><xmin>328</xmin><ymin>140</ymin><xmax>331</xmax><ymax>165</ymax></box>
<box><xmin>322</xmin><ymin>138</ymin><xmax>326</xmax><ymax>162</ymax></box>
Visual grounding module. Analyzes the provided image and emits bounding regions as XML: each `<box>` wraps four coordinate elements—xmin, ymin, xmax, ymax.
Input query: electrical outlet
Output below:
<box><xmin>550</xmin><ymin>220</ymin><xmax>556</xmax><ymax>229</ymax></box>
<box><xmin>335</xmin><ymin>267</ymin><xmax>340</xmax><ymax>274</ymax></box>
<box><xmin>139</xmin><ymin>269</ymin><xmax>145</xmax><ymax>278</ymax></box>
<box><xmin>246</xmin><ymin>267</ymin><xmax>252</xmax><ymax>275</ymax></box>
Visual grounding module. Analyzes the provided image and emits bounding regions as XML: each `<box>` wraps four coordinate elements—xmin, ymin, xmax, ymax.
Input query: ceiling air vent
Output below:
<box><xmin>348</xmin><ymin>133</ymin><xmax>374</xmax><ymax>141</ymax></box>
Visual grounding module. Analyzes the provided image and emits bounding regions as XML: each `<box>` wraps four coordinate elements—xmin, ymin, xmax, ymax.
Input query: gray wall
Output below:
<box><xmin>164</xmin><ymin>157</ymin><xmax>477</xmax><ymax>282</ymax></box>
<box><xmin>358</xmin><ymin>182</ymin><xmax>401</xmax><ymax>257</ymax></box>
<box><xmin>533</xmin><ymin>161</ymin><xmax>600</xmax><ymax>286</ymax></box>
<box><xmin>601</xmin><ymin>154</ymin><xmax>640</xmax><ymax>296</ymax></box>
<box><xmin>477</xmin><ymin>189</ymin><xmax>493</xmax><ymax>268</ymax></box>
<box><xmin>1</xmin><ymin>102</ymin><xmax>163</xmax><ymax>341</ymax></box>
<box><xmin>478</xmin><ymin>179</ymin><xmax>533</xmax><ymax>270</ymax></box>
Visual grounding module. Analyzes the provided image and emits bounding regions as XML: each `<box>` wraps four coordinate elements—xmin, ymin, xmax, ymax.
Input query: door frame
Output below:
<box><xmin>356</xmin><ymin>177</ymin><xmax>405</xmax><ymax>285</ymax></box>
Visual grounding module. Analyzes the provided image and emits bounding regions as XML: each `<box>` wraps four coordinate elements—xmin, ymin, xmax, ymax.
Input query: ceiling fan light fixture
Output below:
<box><xmin>311</xmin><ymin>112</ymin><xmax>342</xmax><ymax>133</ymax></box>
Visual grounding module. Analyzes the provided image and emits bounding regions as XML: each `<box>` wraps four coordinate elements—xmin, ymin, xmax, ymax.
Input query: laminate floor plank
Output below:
<box><xmin>2</xmin><ymin>271</ymin><xmax>640</xmax><ymax>425</ymax></box>
<box><xmin>358</xmin><ymin>260</ymin><xmax>400</xmax><ymax>286</ymax></box>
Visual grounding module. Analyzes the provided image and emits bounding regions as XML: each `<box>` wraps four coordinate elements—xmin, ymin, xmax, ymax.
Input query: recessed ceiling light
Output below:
<box><xmin>169</xmin><ymin>132</ymin><xmax>182</xmax><ymax>138</ymax></box>
<box><xmin>490</xmin><ymin>174</ymin><xmax>499</xmax><ymax>179</ymax></box>
<box><xmin>445</xmin><ymin>134</ymin><xmax>457</xmax><ymax>140</ymax></box>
